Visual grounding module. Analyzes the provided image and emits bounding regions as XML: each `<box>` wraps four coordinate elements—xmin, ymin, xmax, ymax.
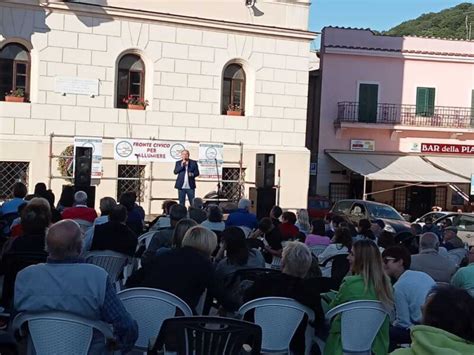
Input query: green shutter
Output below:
<box><xmin>416</xmin><ymin>87</ymin><xmax>427</xmax><ymax>115</ymax></box>
<box><xmin>416</xmin><ymin>87</ymin><xmax>435</xmax><ymax>117</ymax></box>
<box><xmin>427</xmin><ymin>88</ymin><xmax>435</xmax><ymax>116</ymax></box>
<box><xmin>358</xmin><ymin>84</ymin><xmax>378</xmax><ymax>123</ymax></box>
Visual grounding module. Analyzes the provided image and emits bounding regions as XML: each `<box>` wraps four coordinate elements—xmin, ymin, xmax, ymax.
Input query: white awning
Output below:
<box><xmin>422</xmin><ymin>156</ymin><xmax>474</xmax><ymax>180</ymax></box>
<box><xmin>326</xmin><ymin>151</ymin><xmax>469</xmax><ymax>183</ymax></box>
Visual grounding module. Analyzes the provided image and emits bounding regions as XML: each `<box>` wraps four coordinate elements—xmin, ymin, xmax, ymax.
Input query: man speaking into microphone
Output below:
<box><xmin>174</xmin><ymin>149</ymin><xmax>200</xmax><ymax>206</ymax></box>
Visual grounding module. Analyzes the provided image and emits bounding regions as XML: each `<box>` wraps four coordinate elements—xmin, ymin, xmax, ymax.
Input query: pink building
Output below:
<box><xmin>310</xmin><ymin>27</ymin><xmax>474</xmax><ymax>217</ymax></box>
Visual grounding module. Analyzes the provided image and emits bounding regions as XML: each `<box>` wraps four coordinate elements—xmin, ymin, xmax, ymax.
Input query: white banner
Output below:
<box><xmin>350</xmin><ymin>139</ymin><xmax>375</xmax><ymax>152</ymax></box>
<box><xmin>198</xmin><ymin>143</ymin><xmax>224</xmax><ymax>179</ymax></box>
<box><xmin>113</xmin><ymin>139</ymin><xmax>187</xmax><ymax>162</ymax></box>
<box><xmin>74</xmin><ymin>136</ymin><xmax>103</xmax><ymax>179</ymax></box>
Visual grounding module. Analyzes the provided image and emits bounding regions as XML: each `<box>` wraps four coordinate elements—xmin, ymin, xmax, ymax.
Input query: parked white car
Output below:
<box><xmin>413</xmin><ymin>211</ymin><xmax>451</xmax><ymax>227</ymax></box>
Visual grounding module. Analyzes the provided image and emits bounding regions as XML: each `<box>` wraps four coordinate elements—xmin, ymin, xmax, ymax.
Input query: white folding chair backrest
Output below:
<box><xmin>270</xmin><ymin>256</ymin><xmax>282</xmax><ymax>270</ymax></box>
<box><xmin>195</xmin><ymin>288</ymin><xmax>207</xmax><ymax>315</ymax></box>
<box><xmin>326</xmin><ymin>300</ymin><xmax>390</xmax><ymax>355</ymax></box>
<box><xmin>239</xmin><ymin>226</ymin><xmax>252</xmax><ymax>238</ymax></box>
<box><xmin>309</xmin><ymin>245</ymin><xmax>328</xmax><ymax>257</ymax></box>
<box><xmin>239</xmin><ymin>297</ymin><xmax>315</xmax><ymax>354</ymax></box>
<box><xmin>12</xmin><ymin>311</ymin><xmax>113</xmax><ymax>355</ymax></box>
<box><xmin>85</xmin><ymin>250</ymin><xmax>129</xmax><ymax>282</ymax></box>
<box><xmin>117</xmin><ymin>287</ymin><xmax>193</xmax><ymax>351</ymax></box>
<box><xmin>73</xmin><ymin>219</ymin><xmax>93</xmax><ymax>235</ymax></box>
<box><xmin>467</xmin><ymin>288</ymin><xmax>474</xmax><ymax>297</ymax></box>
<box><xmin>137</xmin><ymin>231</ymin><xmax>156</xmax><ymax>249</ymax></box>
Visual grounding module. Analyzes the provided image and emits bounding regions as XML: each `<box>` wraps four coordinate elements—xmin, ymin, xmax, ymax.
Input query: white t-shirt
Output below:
<box><xmin>182</xmin><ymin>164</ymin><xmax>190</xmax><ymax>189</ymax></box>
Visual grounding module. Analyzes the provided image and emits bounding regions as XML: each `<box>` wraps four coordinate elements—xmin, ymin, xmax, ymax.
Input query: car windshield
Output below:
<box><xmin>333</xmin><ymin>201</ymin><xmax>353</xmax><ymax>214</ymax></box>
<box><xmin>309</xmin><ymin>200</ymin><xmax>331</xmax><ymax>209</ymax></box>
<box><xmin>367</xmin><ymin>204</ymin><xmax>403</xmax><ymax>220</ymax></box>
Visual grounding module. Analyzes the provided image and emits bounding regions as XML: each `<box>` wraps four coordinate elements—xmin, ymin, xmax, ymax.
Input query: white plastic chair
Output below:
<box><xmin>12</xmin><ymin>311</ymin><xmax>114</xmax><ymax>355</ymax></box>
<box><xmin>308</xmin><ymin>245</ymin><xmax>328</xmax><ymax>257</ymax></box>
<box><xmin>137</xmin><ymin>231</ymin><xmax>156</xmax><ymax>249</ymax></box>
<box><xmin>84</xmin><ymin>250</ymin><xmax>129</xmax><ymax>283</ymax></box>
<box><xmin>117</xmin><ymin>287</ymin><xmax>193</xmax><ymax>351</ymax></box>
<box><xmin>270</xmin><ymin>256</ymin><xmax>282</xmax><ymax>270</ymax></box>
<box><xmin>326</xmin><ymin>300</ymin><xmax>390</xmax><ymax>355</ymax></box>
<box><xmin>239</xmin><ymin>297</ymin><xmax>315</xmax><ymax>354</ymax></box>
<box><xmin>73</xmin><ymin>219</ymin><xmax>93</xmax><ymax>235</ymax></box>
<box><xmin>195</xmin><ymin>288</ymin><xmax>207</xmax><ymax>315</ymax></box>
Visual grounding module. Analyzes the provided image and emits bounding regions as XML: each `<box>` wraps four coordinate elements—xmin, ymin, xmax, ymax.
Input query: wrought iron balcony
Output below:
<box><xmin>336</xmin><ymin>102</ymin><xmax>474</xmax><ymax>129</ymax></box>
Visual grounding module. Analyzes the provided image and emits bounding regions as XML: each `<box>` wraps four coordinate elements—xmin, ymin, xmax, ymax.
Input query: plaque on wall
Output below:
<box><xmin>54</xmin><ymin>76</ymin><xmax>99</xmax><ymax>96</ymax></box>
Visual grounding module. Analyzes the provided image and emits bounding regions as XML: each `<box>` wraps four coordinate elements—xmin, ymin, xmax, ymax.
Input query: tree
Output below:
<box><xmin>384</xmin><ymin>3</ymin><xmax>474</xmax><ymax>40</ymax></box>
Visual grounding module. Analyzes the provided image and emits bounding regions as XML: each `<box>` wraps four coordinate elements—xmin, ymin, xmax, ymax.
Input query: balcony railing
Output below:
<box><xmin>337</xmin><ymin>102</ymin><xmax>474</xmax><ymax>129</ymax></box>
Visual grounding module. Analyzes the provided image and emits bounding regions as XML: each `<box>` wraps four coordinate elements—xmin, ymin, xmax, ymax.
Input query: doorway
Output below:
<box><xmin>408</xmin><ymin>186</ymin><xmax>435</xmax><ymax>219</ymax></box>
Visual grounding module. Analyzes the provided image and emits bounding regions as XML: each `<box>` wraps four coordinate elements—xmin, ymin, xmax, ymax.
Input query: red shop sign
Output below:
<box><xmin>421</xmin><ymin>143</ymin><xmax>474</xmax><ymax>155</ymax></box>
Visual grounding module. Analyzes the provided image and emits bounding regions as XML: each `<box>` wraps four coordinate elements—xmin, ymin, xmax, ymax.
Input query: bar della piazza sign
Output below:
<box><xmin>421</xmin><ymin>143</ymin><xmax>474</xmax><ymax>155</ymax></box>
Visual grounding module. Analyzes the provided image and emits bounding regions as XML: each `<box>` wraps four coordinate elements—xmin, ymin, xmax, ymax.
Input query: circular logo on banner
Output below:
<box><xmin>170</xmin><ymin>143</ymin><xmax>186</xmax><ymax>160</ymax></box>
<box><xmin>205</xmin><ymin>147</ymin><xmax>218</xmax><ymax>160</ymax></box>
<box><xmin>115</xmin><ymin>140</ymin><xmax>133</xmax><ymax>158</ymax></box>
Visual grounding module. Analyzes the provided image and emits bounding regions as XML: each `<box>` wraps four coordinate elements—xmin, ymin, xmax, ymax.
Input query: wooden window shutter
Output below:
<box><xmin>416</xmin><ymin>87</ymin><xmax>435</xmax><ymax>117</ymax></box>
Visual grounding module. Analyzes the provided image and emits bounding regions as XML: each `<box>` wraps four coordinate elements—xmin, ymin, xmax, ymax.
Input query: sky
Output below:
<box><xmin>309</xmin><ymin>0</ymin><xmax>467</xmax><ymax>47</ymax></box>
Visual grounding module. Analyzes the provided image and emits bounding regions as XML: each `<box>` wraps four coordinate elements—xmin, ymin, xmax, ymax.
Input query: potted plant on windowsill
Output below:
<box><xmin>5</xmin><ymin>89</ymin><xmax>25</xmax><ymax>103</ymax></box>
<box><xmin>226</xmin><ymin>104</ymin><xmax>243</xmax><ymax>116</ymax></box>
<box><xmin>123</xmin><ymin>96</ymin><xmax>148</xmax><ymax>110</ymax></box>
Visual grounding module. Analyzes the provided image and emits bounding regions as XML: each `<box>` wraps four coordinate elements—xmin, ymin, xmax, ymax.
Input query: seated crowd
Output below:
<box><xmin>0</xmin><ymin>182</ymin><xmax>473</xmax><ymax>354</ymax></box>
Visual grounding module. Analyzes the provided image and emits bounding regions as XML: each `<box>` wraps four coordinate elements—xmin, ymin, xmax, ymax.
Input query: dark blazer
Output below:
<box><xmin>91</xmin><ymin>221</ymin><xmax>138</xmax><ymax>257</ymax></box>
<box><xmin>174</xmin><ymin>159</ymin><xmax>200</xmax><ymax>189</ymax></box>
<box><xmin>126</xmin><ymin>246</ymin><xmax>238</xmax><ymax>313</ymax></box>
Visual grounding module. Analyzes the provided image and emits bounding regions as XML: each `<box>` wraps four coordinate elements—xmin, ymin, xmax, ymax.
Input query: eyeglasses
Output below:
<box><xmin>383</xmin><ymin>257</ymin><xmax>397</xmax><ymax>264</ymax></box>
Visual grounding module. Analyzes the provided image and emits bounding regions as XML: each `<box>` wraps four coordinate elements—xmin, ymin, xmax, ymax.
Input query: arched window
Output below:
<box><xmin>116</xmin><ymin>54</ymin><xmax>145</xmax><ymax>108</ymax></box>
<box><xmin>0</xmin><ymin>43</ymin><xmax>30</xmax><ymax>100</ymax></box>
<box><xmin>222</xmin><ymin>63</ymin><xmax>246</xmax><ymax>116</ymax></box>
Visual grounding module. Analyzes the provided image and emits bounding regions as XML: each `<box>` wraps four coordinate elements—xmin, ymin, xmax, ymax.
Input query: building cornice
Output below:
<box><xmin>3</xmin><ymin>0</ymin><xmax>316</xmax><ymax>41</ymax></box>
<box><xmin>324</xmin><ymin>47</ymin><xmax>474</xmax><ymax>64</ymax></box>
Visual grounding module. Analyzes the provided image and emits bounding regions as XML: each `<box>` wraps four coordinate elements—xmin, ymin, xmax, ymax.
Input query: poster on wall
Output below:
<box><xmin>74</xmin><ymin>137</ymin><xmax>102</xmax><ymax>179</ymax></box>
<box><xmin>113</xmin><ymin>139</ymin><xmax>187</xmax><ymax>162</ymax></box>
<box><xmin>350</xmin><ymin>139</ymin><xmax>375</xmax><ymax>152</ymax></box>
<box><xmin>198</xmin><ymin>143</ymin><xmax>224</xmax><ymax>179</ymax></box>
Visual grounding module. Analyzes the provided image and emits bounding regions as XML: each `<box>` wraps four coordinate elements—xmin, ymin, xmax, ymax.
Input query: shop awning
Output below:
<box><xmin>326</xmin><ymin>151</ymin><xmax>469</xmax><ymax>183</ymax></box>
<box><xmin>422</xmin><ymin>156</ymin><xmax>474</xmax><ymax>180</ymax></box>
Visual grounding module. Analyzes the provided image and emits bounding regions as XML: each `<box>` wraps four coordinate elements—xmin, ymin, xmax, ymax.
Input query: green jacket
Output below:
<box><xmin>391</xmin><ymin>325</ymin><xmax>474</xmax><ymax>355</ymax></box>
<box><xmin>324</xmin><ymin>275</ymin><xmax>390</xmax><ymax>355</ymax></box>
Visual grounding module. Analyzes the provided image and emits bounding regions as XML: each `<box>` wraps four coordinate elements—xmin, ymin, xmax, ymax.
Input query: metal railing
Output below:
<box><xmin>337</xmin><ymin>102</ymin><xmax>474</xmax><ymax>129</ymax></box>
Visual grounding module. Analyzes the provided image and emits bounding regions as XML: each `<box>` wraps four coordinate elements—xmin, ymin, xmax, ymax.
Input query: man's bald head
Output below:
<box><xmin>46</xmin><ymin>220</ymin><xmax>83</xmax><ymax>259</ymax></box>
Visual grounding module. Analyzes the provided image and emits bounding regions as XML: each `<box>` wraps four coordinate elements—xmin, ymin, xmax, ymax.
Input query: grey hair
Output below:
<box><xmin>282</xmin><ymin>241</ymin><xmax>313</xmax><ymax>278</ymax></box>
<box><xmin>74</xmin><ymin>190</ymin><xmax>88</xmax><ymax>205</ymax></box>
<box><xmin>238</xmin><ymin>198</ymin><xmax>251</xmax><ymax>210</ymax></box>
<box><xmin>420</xmin><ymin>232</ymin><xmax>439</xmax><ymax>251</ymax></box>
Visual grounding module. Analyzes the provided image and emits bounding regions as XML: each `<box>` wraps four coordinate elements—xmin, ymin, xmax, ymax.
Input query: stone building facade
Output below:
<box><xmin>0</xmin><ymin>0</ymin><xmax>314</xmax><ymax>212</ymax></box>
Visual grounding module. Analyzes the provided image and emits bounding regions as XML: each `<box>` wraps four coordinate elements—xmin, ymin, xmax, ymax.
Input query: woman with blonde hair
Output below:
<box><xmin>325</xmin><ymin>239</ymin><xmax>393</xmax><ymax>355</ymax></box>
<box><xmin>127</xmin><ymin>226</ymin><xmax>237</xmax><ymax>313</ymax></box>
<box><xmin>295</xmin><ymin>209</ymin><xmax>311</xmax><ymax>235</ymax></box>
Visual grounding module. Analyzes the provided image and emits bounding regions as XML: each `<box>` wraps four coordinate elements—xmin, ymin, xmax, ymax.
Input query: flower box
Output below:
<box><xmin>5</xmin><ymin>96</ymin><xmax>25</xmax><ymax>103</ymax></box>
<box><xmin>227</xmin><ymin>110</ymin><xmax>243</xmax><ymax>116</ymax></box>
<box><xmin>128</xmin><ymin>104</ymin><xmax>145</xmax><ymax>110</ymax></box>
